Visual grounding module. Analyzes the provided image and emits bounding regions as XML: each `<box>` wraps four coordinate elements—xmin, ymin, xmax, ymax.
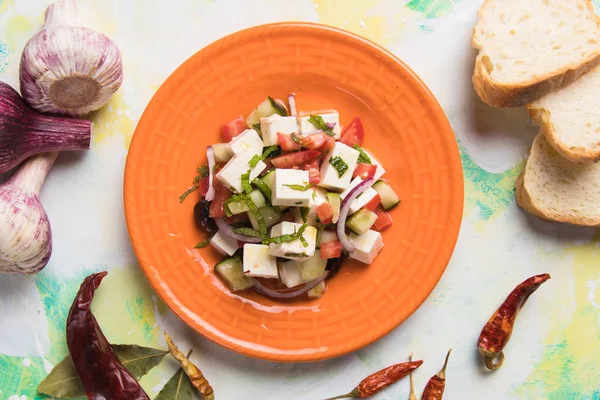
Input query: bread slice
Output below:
<box><xmin>515</xmin><ymin>133</ymin><xmax>600</xmax><ymax>226</ymax></box>
<box><xmin>472</xmin><ymin>0</ymin><xmax>600</xmax><ymax>108</ymax></box>
<box><xmin>528</xmin><ymin>64</ymin><xmax>600</xmax><ymax>162</ymax></box>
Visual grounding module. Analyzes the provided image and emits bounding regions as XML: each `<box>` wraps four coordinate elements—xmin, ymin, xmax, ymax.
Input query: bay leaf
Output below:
<box><xmin>155</xmin><ymin>368</ymin><xmax>193</xmax><ymax>400</ymax></box>
<box><xmin>37</xmin><ymin>344</ymin><xmax>168</xmax><ymax>397</ymax></box>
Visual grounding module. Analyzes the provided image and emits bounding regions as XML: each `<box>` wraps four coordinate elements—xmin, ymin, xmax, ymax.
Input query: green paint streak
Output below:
<box><xmin>126</xmin><ymin>295</ymin><xmax>155</xmax><ymax>342</ymax></box>
<box><xmin>594</xmin><ymin>0</ymin><xmax>600</xmax><ymax>13</ymax></box>
<box><xmin>0</xmin><ymin>355</ymin><xmax>47</xmax><ymax>399</ymax></box>
<box><xmin>460</xmin><ymin>144</ymin><xmax>524</xmax><ymax>218</ymax></box>
<box><xmin>0</xmin><ymin>40</ymin><xmax>9</xmax><ymax>74</ymax></box>
<box><xmin>406</xmin><ymin>0</ymin><xmax>459</xmax><ymax>19</ymax></box>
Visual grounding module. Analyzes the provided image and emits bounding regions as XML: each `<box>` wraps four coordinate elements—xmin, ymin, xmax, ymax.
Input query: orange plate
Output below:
<box><xmin>124</xmin><ymin>22</ymin><xmax>463</xmax><ymax>362</ymax></box>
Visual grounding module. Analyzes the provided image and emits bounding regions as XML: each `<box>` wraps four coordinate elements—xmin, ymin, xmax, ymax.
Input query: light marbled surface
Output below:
<box><xmin>1</xmin><ymin>0</ymin><xmax>599</xmax><ymax>399</ymax></box>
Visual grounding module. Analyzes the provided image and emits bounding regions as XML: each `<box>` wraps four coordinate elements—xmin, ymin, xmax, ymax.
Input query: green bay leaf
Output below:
<box><xmin>37</xmin><ymin>344</ymin><xmax>168</xmax><ymax>397</ymax></box>
<box><xmin>155</xmin><ymin>368</ymin><xmax>193</xmax><ymax>400</ymax></box>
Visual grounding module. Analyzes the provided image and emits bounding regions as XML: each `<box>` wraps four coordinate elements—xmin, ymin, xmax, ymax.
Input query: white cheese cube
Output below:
<box><xmin>216</xmin><ymin>151</ymin><xmax>266</xmax><ymax>193</ymax></box>
<box><xmin>318</xmin><ymin>142</ymin><xmax>360</xmax><ymax>191</ymax></box>
<box><xmin>365</xmin><ymin>149</ymin><xmax>386</xmax><ymax>181</ymax></box>
<box><xmin>349</xmin><ymin>230</ymin><xmax>384</xmax><ymax>264</ymax></box>
<box><xmin>292</xmin><ymin>187</ymin><xmax>328</xmax><ymax>225</ymax></box>
<box><xmin>210</xmin><ymin>230</ymin><xmax>239</xmax><ymax>256</ymax></box>
<box><xmin>278</xmin><ymin>261</ymin><xmax>305</xmax><ymax>288</ymax></box>
<box><xmin>269</xmin><ymin>222</ymin><xmax>317</xmax><ymax>261</ymax></box>
<box><xmin>260</xmin><ymin>115</ymin><xmax>299</xmax><ymax>146</ymax></box>
<box><xmin>227</xmin><ymin>129</ymin><xmax>264</xmax><ymax>155</ymax></box>
<box><xmin>317</xmin><ymin>229</ymin><xmax>338</xmax><ymax>246</ymax></box>
<box><xmin>272</xmin><ymin>169</ymin><xmax>311</xmax><ymax>207</ymax></box>
<box><xmin>212</xmin><ymin>143</ymin><xmax>234</xmax><ymax>163</ymax></box>
<box><xmin>299</xmin><ymin>113</ymin><xmax>342</xmax><ymax>138</ymax></box>
<box><xmin>340</xmin><ymin>177</ymin><xmax>363</xmax><ymax>200</ymax></box>
<box><xmin>349</xmin><ymin>187</ymin><xmax>378</xmax><ymax>214</ymax></box>
<box><xmin>243</xmin><ymin>244</ymin><xmax>279</xmax><ymax>278</ymax></box>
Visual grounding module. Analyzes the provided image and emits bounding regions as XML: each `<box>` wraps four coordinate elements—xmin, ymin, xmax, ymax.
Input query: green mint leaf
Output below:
<box><xmin>268</xmin><ymin>96</ymin><xmax>288</xmax><ymax>116</ymax></box>
<box><xmin>308</xmin><ymin>115</ymin><xmax>335</xmax><ymax>136</ymax></box>
<box><xmin>179</xmin><ymin>185</ymin><xmax>198</xmax><ymax>203</ymax></box>
<box><xmin>353</xmin><ymin>145</ymin><xmax>372</xmax><ymax>164</ymax></box>
<box><xmin>329</xmin><ymin>156</ymin><xmax>349</xmax><ymax>177</ymax></box>
<box><xmin>197</xmin><ymin>165</ymin><xmax>209</xmax><ymax>177</ymax></box>
<box><xmin>285</xmin><ymin>252</ymin><xmax>308</xmax><ymax>258</ymax></box>
<box><xmin>300</xmin><ymin>207</ymin><xmax>309</xmax><ymax>223</ymax></box>
<box><xmin>283</xmin><ymin>184</ymin><xmax>311</xmax><ymax>191</ymax></box>
<box><xmin>232</xmin><ymin>227</ymin><xmax>263</xmax><ymax>238</ymax></box>
<box><xmin>291</xmin><ymin>132</ymin><xmax>303</xmax><ymax>143</ymax></box>
<box><xmin>241</xmin><ymin>170</ymin><xmax>252</xmax><ymax>194</ymax></box>
<box><xmin>194</xmin><ymin>239</ymin><xmax>211</xmax><ymax>248</ymax></box>
<box><xmin>252</xmin><ymin>178</ymin><xmax>272</xmax><ymax>200</ymax></box>
<box><xmin>261</xmin><ymin>145</ymin><xmax>280</xmax><ymax>159</ymax></box>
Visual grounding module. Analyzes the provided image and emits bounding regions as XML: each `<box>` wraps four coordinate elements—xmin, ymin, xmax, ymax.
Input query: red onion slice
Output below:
<box><xmin>215</xmin><ymin>217</ymin><xmax>262</xmax><ymax>243</ymax></box>
<box><xmin>205</xmin><ymin>146</ymin><xmax>216</xmax><ymax>201</ymax></box>
<box><xmin>288</xmin><ymin>93</ymin><xmax>297</xmax><ymax>117</ymax></box>
<box><xmin>253</xmin><ymin>274</ymin><xmax>327</xmax><ymax>299</ymax></box>
<box><xmin>337</xmin><ymin>178</ymin><xmax>374</xmax><ymax>253</ymax></box>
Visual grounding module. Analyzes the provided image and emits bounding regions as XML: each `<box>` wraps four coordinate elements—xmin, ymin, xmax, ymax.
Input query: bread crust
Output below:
<box><xmin>515</xmin><ymin>135</ymin><xmax>600</xmax><ymax>226</ymax></box>
<box><xmin>526</xmin><ymin>105</ymin><xmax>600</xmax><ymax>162</ymax></box>
<box><xmin>472</xmin><ymin>0</ymin><xmax>600</xmax><ymax>108</ymax></box>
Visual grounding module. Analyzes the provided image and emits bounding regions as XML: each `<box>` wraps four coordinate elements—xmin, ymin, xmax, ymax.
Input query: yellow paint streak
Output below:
<box><xmin>0</xmin><ymin>0</ymin><xmax>13</xmax><ymax>15</ymax></box>
<box><xmin>314</xmin><ymin>0</ymin><xmax>387</xmax><ymax>44</ymax></box>
<box><xmin>91</xmin><ymin>91</ymin><xmax>135</xmax><ymax>149</ymax></box>
<box><xmin>5</xmin><ymin>14</ymin><xmax>36</xmax><ymax>39</ymax></box>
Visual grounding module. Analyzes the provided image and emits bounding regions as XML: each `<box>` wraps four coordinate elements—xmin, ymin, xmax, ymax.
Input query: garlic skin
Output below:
<box><xmin>20</xmin><ymin>0</ymin><xmax>123</xmax><ymax>116</ymax></box>
<box><xmin>0</xmin><ymin>153</ymin><xmax>56</xmax><ymax>275</ymax></box>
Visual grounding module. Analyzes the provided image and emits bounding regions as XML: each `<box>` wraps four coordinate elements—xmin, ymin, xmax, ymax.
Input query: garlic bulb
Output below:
<box><xmin>0</xmin><ymin>153</ymin><xmax>56</xmax><ymax>275</ymax></box>
<box><xmin>20</xmin><ymin>0</ymin><xmax>123</xmax><ymax>116</ymax></box>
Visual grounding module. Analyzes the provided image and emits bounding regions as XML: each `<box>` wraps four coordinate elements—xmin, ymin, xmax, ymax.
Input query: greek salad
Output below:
<box><xmin>185</xmin><ymin>95</ymin><xmax>400</xmax><ymax>300</ymax></box>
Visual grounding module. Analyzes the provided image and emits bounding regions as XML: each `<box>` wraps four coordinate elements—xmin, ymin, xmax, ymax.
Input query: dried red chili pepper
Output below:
<box><xmin>66</xmin><ymin>272</ymin><xmax>150</xmax><ymax>400</ymax></box>
<box><xmin>421</xmin><ymin>349</ymin><xmax>451</xmax><ymax>400</ymax></box>
<box><xmin>324</xmin><ymin>360</ymin><xmax>423</xmax><ymax>399</ymax></box>
<box><xmin>478</xmin><ymin>273</ymin><xmax>551</xmax><ymax>370</ymax></box>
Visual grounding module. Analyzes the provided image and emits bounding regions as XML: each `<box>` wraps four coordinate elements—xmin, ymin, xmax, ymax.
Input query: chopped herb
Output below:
<box><xmin>252</xmin><ymin>123</ymin><xmax>261</xmax><ymax>133</ymax></box>
<box><xmin>312</xmin><ymin>190</ymin><xmax>317</xmax><ymax>201</ymax></box>
<box><xmin>285</xmin><ymin>252</ymin><xmax>308</xmax><ymax>258</ymax></box>
<box><xmin>193</xmin><ymin>175</ymin><xmax>201</xmax><ymax>184</ymax></box>
<box><xmin>224</xmin><ymin>193</ymin><xmax>248</xmax><ymax>217</ymax></box>
<box><xmin>197</xmin><ymin>165</ymin><xmax>209</xmax><ymax>177</ymax></box>
<box><xmin>252</xmin><ymin>178</ymin><xmax>272</xmax><ymax>200</ymax></box>
<box><xmin>241</xmin><ymin>170</ymin><xmax>252</xmax><ymax>194</ymax></box>
<box><xmin>283</xmin><ymin>183</ymin><xmax>311</xmax><ymax>191</ymax></box>
<box><xmin>249</xmin><ymin>155</ymin><xmax>261</xmax><ymax>168</ymax></box>
<box><xmin>300</xmin><ymin>207</ymin><xmax>309</xmax><ymax>223</ymax></box>
<box><xmin>268</xmin><ymin>96</ymin><xmax>287</xmax><ymax>116</ymax></box>
<box><xmin>299</xmin><ymin>235</ymin><xmax>308</xmax><ymax>247</ymax></box>
<box><xmin>179</xmin><ymin>185</ymin><xmax>198</xmax><ymax>203</ymax></box>
<box><xmin>329</xmin><ymin>156</ymin><xmax>349</xmax><ymax>177</ymax></box>
<box><xmin>263</xmin><ymin>224</ymin><xmax>308</xmax><ymax>245</ymax></box>
<box><xmin>291</xmin><ymin>132</ymin><xmax>303</xmax><ymax>143</ymax></box>
<box><xmin>261</xmin><ymin>145</ymin><xmax>280</xmax><ymax>159</ymax></box>
<box><xmin>353</xmin><ymin>145</ymin><xmax>372</xmax><ymax>164</ymax></box>
<box><xmin>232</xmin><ymin>227</ymin><xmax>263</xmax><ymax>238</ymax></box>
<box><xmin>295</xmin><ymin>201</ymin><xmax>303</xmax><ymax>205</ymax></box>
<box><xmin>194</xmin><ymin>238</ymin><xmax>211</xmax><ymax>248</ymax></box>
<box><xmin>308</xmin><ymin>115</ymin><xmax>335</xmax><ymax>136</ymax></box>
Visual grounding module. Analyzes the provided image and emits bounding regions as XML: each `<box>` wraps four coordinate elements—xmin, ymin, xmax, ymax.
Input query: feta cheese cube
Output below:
<box><xmin>341</xmin><ymin>177</ymin><xmax>363</xmax><ymax>200</ymax></box>
<box><xmin>227</xmin><ymin>129</ymin><xmax>264</xmax><ymax>155</ymax></box>
<box><xmin>212</xmin><ymin>143</ymin><xmax>234</xmax><ymax>163</ymax></box>
<box><xmin>278</xmin><ymin>261</ymin><xmax>305</xmax><ymax>288</ymax></box>
<box><xmin>349</xmin><ymin>187</ymin><xmax>379</xmax><ymax>214</ymax></box>
<box><xmin>292</xmin><ymin>187</ymin><xmax>328</xmax><ymax>225</ymax></box>
<box><xmin>216</xmin><ymin>151</ymin><xmax>266</xmax><ymax>193</ymax></box>
<box><xmin>349</xmin><ymin>230</ymin><xmax>384</xmax><ymax>264</ymax></box>
<box><xmin>269</xmin><ymin>222</ymin><xmax>317</xmax><ymax>261</ymax></box>
<box><xmin>365</xmin><ymin>149</ymin><xmax>386</xmax><ymax>181</ymax></box>
<box><xmin>317</xmin><ymin>229</ymin><xmax>338</xmax><ymax>246</ymax></box>
<box><xmin>243</xmin><ymin>244</ymin><xmax>279</xmax><ymax>278</ymax></box>
<box><xmin>272</xmin><ymin>169</ymin><xmax>311</xmax><ymax>207</ymax></box>
<box><xmin>299</xmin><ymin>113</ymin><xmax>342</xmax><ymax>138</ymax></box>
<box><xmin>318</xmin><ymin>142</ymin><xmax>360</xmax><ymax>191</ymax></box>
<box><xmin>260</xmin><ymin>115</ymin><xmax>299</xmax><ymax>146</ymax></box>
<box><xmin>210</xmin><ymin>230</ymin><xmax>239</xmax><ymax>256</ymax></box>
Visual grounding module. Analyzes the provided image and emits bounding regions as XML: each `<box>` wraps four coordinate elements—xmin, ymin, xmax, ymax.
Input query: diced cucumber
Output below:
<box><xmin>307</xmin><ymin>281</ymin><xmax>327</xmax><ymax>299</ymax></box>
<box><xmin>227</xmin><ymin>190</ymin><xmax>266</xmax><ymax>215</ymax></box>
<box><xmin>215</xmin><ymin>257</ymin><xmax>255</xmax><ymax>291</ymax></box>
<box><xmin>246</xmin><ymin>97</ymin><xmax>287</xmax><ymax>128</ymax></box>
<box><xmin>317</xmin><ymin>229</ymin><xmax>338</xmax><ymax>247</ymax></box>
<box><xmin>346</xmin><ymin>209</ymin><xmax>378</xmax><ymax>235</ymax></box>
<box><xmin>213</xmin><ymin>143</ymin><xmax>233</xmax><ymax>162</ymax></box>
<box><xmin>261</xmin><ymin>170</ymin><xmax>276</xmax><ymax>192</ymax></box>
<box><xmin>248</xmin><ymin>206</ymin><xmax>282</xmax><ymax>230</ymax></box>
<box><xmin>326</xmin><ymin>192</ymin><xmax>341</xmax><ymax>223</ymax></box>
<box><xmin>372</xmin><ymin>180</ymin><xmax>401</xmax><ymax>210</ymax></box>
<box><xmin>300</xmin><ymin>250</ymin><xmax>327</xmax><ymax>281</ymax></box>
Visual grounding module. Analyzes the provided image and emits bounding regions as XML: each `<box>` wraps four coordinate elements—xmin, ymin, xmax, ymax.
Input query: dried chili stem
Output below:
<box><xmin>408</xmin><ymin>353</ymin><xmax>418</xmax><ymax>400</ymax></box>
<box><xmin>422</xmin><ymin>349</ymin><xmax>451</xmax><ymax>400</ymax></box>
<box><xmin>164</xmin><ymin>332</ymin><xmax>215</xmax><ymax>400</ymax></box>
<box><xmin>478</xmin><ymin>273</ymin><xmax>550</xmax><ymax>370</ymax></box>
<box><xmin>324</xmin><ymin>360</ymin><xmax>423</xmax><ymax>399</ymax></box>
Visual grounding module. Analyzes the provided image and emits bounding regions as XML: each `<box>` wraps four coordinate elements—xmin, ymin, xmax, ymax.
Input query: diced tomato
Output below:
<box><xmin>340</xmin><ymin>116</ymin><xmax>365</xmax><ymax>146</ymax></box>
<box><xmin>373</xmin><ymin>208</ymin><xmax>393</xmax><ymax>231</ymax></box>
<box><xmin>300</xmin><ymin>132</ymin><xmax>326</xmax><ymax>149</ymax></box>
<box><xmin>277</xmin><ymin>132</ymin><xmax>301</xmax><ymax>151</ymax></box>
<box><xmin>302</xmin><ymin>158</ymin><xmax>321</xmax><ymax>184</ymax></box>
<box><xmin>220</xmin><ymin>115</ymin><xmax>247</xmax><ymax>142</ymax></box>
<box><xmin>320</xmin><ymin>240</ymin><xmax>343</xmax><ymax>259</ymax></box>
<box><xmin>316</xmin><ymin>202</ymin><xmax>333</xmax><ymax>224</ymax></box>
<box><xmin>209</xmin><ymin>179</ymin><xmax>231</xmax><ymax>218</ymax></box>
<box><xmin>318</xmin><ymin>135</ymin><xmax>336</xmax><ymax>152</ymax></box>
<box><xmin>271</xmin><ymin>150</ymin><xmax>320</xmax><ymax>168</ymax></box>
<box><xmin>353</xmin><ymin>163</ymin><xmax>377</xmax><ymax>180</ymax></box>
<box><xmin>363</xmin><ymin>194</ymin><xmax>381</xmax><ymax>211</ymax></box>
<box><xmin>225</xmin><ymin>213</ymin><xmax>249</xmax><ymax>224</ymax></box>
<box><xmin>199</xmin><ymin>176</ymin><xmax>210</xmax><ymax>196</ymax></box>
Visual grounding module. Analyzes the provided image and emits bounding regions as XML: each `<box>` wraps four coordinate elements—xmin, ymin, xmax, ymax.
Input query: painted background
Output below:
<box><xmin>1</xmin><ymin>0</ymin><xmax>599</xmax><ymax>399</ymax></box>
